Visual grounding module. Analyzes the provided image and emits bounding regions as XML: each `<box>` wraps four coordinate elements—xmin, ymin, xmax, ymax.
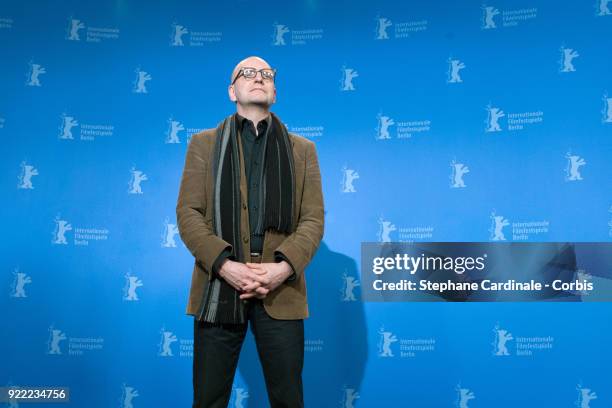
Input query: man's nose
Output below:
<box><xmin>253</xmin><ymin>73</ymin><xmax>265</xmax><ymax>83</ymax></box>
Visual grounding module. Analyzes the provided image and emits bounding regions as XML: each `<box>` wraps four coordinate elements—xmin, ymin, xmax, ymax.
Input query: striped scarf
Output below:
<box><xmin>197</xmin><ymin>112</ymin><xmax>295</xmax><ymax>324</ymax></box>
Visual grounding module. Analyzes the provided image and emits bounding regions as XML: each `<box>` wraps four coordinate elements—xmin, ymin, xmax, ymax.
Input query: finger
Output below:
<box><xmin>246</xmin><ymin>262</ymin><xmax>267</xmax><ymax>269</ymax></box>
<box><xmin>242</xmin><ymin>280</ymin><xmax>261</xmax><ymax>292</ymax></box>
<box><xmin>226</xmin><ymin>279</ymin><xmax>244</xmax><ymax>292</ymax></box>
<box><xmin>239</xmin><ymin>277</ymin><xmax>259</xmax><ymax>289</ymax></box>
<box><xmin>233</xmin><ymin>279</ymin><xmax>247</xmax><ymax>291</ymax></box>
<box><xmin>240</xmin><ymin>291</ymin><xmax>258</xmax><ymax>299</ymax></box>
<box><xmin>244</xmin><ymin>271</ymin><xmax>268</xmax><ymax>284</ymax></box>
<box><xmin>246</xmin><ymin>263</ymin><xmax>267</xmax><ymax>274</ymax></box>
<box><xmin>221</xmin><ymin>274</ymin><xmax>243</xmax><ymax>290</ymax></box>
<box><xmin>255</xmin><ymin>286</ymin><xmax>269</xmax><ymax>295</ymax></box>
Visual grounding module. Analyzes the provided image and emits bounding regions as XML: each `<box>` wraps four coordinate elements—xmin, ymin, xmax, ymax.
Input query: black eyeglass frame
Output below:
<box><xmin>231</xmin><ymin>67</ymin><xmax>277</xmax><ymax>85</ymax></box>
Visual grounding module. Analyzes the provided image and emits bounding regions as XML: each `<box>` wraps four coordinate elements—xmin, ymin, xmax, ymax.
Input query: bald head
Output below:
<box><xmin>228</xmin><ymin>55</ymin><xmax>277</xmax><ymax>109</ymax></box>
<box><xmin>230</xmin><ymin>56</ymin><xmax>272</xmax><ymax>83</ymax></box>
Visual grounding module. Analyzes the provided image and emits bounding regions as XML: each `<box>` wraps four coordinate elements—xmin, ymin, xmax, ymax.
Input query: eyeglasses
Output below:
<box><xmin>231</xmin><ymin>67</ymin><xmax>276</xmax><ymax>84</ymax></box>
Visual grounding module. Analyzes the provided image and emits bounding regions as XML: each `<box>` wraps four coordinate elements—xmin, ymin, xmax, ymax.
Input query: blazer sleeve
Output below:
<box><xmin>176</xmin><ymin>134</ymin><xmax>232</xmax><ymax>276</ymax></box>
<box><xmin>274</xmin><ymin>140</ymin><xmax>325</xmax><ymax>279</ymax></box>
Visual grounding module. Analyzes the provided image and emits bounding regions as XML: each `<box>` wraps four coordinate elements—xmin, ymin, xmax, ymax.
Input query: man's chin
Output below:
<box><xmin>245</xmin><ymin>99</ymin><xmax>273</xmax><ymax>108</ymax></box>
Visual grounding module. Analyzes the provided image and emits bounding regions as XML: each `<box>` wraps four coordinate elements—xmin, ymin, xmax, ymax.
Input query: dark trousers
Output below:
<box><xmin>193</xmin><ymin>298</ymin><xmax>304</xmax><ymax>408</ymax></box>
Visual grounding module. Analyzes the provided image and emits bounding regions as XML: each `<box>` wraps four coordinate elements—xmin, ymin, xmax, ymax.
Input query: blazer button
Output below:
<box><xmin>243</xmin><ymin>236</ymin><xmax>249</xmax><ymax>243</ymax></box>
<box><xmin>242</xmin><ymin>203</ymin><xmax>247</xmax><ymax>210</ymax></box>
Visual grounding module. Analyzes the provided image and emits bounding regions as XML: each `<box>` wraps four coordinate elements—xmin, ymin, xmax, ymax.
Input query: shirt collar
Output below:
<box><xmin>235</xmin><ymin>113</ymin><xmax>271</xmax><ymax>137</ymax></box>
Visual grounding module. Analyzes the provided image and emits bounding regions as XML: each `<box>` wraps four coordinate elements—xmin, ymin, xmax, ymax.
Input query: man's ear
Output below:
<box><xmin>228</xmin><ymin>84</ymin><xmax>237</xmax><ymax>102</ymax></box>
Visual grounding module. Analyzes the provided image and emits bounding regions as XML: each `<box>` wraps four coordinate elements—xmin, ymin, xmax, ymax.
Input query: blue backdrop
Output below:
<box><xmin>2</xmin><ymin>0</ymin><xmax>612</xmax><ymax>407</ymax></box>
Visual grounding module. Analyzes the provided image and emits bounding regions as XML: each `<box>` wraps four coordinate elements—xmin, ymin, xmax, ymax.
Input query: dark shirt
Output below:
<box><xmin>211</xmin><ymin>113</ymin><xmax>295</xmax><ymax>281</ymax></box>
<box><xmin>237</xmin><ymin>112</ymin><xmax>269</xmax><ymax>253</ymax></box>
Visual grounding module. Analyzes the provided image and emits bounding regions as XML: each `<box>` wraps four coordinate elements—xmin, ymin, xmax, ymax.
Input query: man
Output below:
<box><xmin>176</xmin><ymin>56</ymin><xmax>324</xmax><ymax>408</ymax></box>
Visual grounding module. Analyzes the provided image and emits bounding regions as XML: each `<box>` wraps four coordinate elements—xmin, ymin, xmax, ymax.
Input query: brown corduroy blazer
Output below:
<box><xmin>175</xmin><ymin>120</ymin><xmax>324</xmax><ymax>320</ymax></box>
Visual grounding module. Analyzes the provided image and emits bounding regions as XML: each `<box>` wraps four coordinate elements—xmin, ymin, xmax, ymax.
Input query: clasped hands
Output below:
<box><xmin>218</xmin><ymin>259</ymin><xmax>293</xmax><ymax>299</ymax></box>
